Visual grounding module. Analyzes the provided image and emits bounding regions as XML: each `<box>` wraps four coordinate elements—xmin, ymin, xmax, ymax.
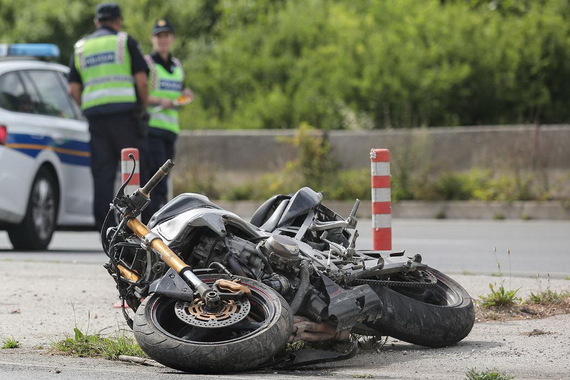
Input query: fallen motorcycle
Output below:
<box><xmin>103</xmin><ymin>158</ymin><xmax>475</xmax><ymax>373</ymax></box>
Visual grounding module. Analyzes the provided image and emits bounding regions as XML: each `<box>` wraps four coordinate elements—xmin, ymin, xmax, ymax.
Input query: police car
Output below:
<box><xmin>0</xmin><ymin>44</ymin><xmax>94</xmax><ymax>250</ymax></box>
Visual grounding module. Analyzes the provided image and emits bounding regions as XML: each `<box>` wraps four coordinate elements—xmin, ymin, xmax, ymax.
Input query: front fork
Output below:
<box><xmin>126</xmin><ymin>217</ymin><xmax>222</xmax><ymax>309</ymax></box>
<box><xmin>118</xmin><ymin>159</ymin><xmax>222</xmax><ymax>310</ymax></box>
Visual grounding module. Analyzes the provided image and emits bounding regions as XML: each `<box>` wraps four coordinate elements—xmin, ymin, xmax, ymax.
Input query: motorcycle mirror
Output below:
<box><xmin>116</xmin><ymin>153</ymin><xmax>137</xmax><ymax>198</ymax></box>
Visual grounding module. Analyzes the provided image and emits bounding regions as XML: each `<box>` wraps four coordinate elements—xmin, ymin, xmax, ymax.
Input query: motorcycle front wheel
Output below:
<box><xmin>363</xmin><ymin>266</ymin><xmax>475</xmax><ymax>348</ymax></box>
<box><xmin>133</xmin><ymin>274</ymin><xmax>293</xmax><ymax>373</ymax></box>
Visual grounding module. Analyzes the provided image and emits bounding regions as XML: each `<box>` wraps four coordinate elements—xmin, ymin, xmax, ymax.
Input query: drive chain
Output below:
<box><xmin>353</xmin><ymin>272</ymin><xmax>438</xmax><ymax>288</ymax></box>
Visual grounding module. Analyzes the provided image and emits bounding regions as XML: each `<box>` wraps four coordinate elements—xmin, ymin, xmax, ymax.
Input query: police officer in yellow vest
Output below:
<box><xmin>69</xmin><ymin>3</ymin><xmax>149</xmax><ymax>231</ymax></box>
<box><xmin>145</xmin><ymin>19</ymin><xmax>193</xmax><ymax>217</ymax></box>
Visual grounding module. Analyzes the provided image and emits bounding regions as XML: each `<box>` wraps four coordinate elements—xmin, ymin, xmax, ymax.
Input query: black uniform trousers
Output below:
<box><xmin>144</xmin><ymin>127</ymin><xmax>177</xmax><ymax>219</ymax></box>
<box><xmin>88</xmin><ymin>112</ymin><xmax>147</xmax><ymax>231</ymax></box>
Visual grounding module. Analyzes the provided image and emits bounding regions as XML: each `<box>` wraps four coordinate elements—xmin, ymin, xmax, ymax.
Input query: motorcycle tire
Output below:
<box><xmin>133</xmin><ymin>274</ymin><xmax>293</xmax><ymax>373</ymax></box>
<box><xmin>364</xmin><ymin>266</ymin><xmax>475</xmax><ymax>348</ymax></box>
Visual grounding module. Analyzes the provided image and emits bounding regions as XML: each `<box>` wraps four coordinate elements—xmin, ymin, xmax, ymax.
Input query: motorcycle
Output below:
<box><xmin>103</xmin><ymin>158</ymin><xmax>475</xmax><ymax>373</ymax></box>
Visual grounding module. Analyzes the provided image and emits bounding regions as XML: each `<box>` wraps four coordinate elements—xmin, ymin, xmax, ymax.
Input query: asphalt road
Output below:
<box><xmin>1</xmin><ymin>219</ymin><xmax>569</xmax><ymax>277</ymax></box>
<box><xmin>1</xmin><ymin>219</ymin><xmax>569</xmax><ymax>379</ymax></box>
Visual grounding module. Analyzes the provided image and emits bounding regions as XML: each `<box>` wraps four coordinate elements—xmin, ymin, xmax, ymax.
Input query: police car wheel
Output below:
<box><xmin>8</xmin><ymin>167</ymin><xmax>59</xmax><ymax>251</ymax></box>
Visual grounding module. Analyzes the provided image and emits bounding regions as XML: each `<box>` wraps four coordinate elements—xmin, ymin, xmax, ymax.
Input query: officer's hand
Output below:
<box><xmin>160</xmin><ymin>98</ymin><xmax>175</xmax><ymax>109</ymax></box>
<box><xmin>182</xmin><ymin>88</ymin><xmax>194</xmax><ymax>101</ymax></box>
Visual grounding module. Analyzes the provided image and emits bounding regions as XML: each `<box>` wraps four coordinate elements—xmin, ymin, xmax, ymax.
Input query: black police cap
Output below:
<box><xmin>152</xmin><ymin>19</ymin><xmax>175</xmax><ymax>35</ymax></box>
<box><xmin>95</xmin><ymin>3</ymin><xmax>122</xmax><ymax>21</ymax></box>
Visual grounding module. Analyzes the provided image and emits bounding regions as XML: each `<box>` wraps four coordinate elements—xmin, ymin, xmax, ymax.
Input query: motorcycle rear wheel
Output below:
<box><xmin>133</xmin><ymin>274</ymin><xmax>293</xmax><ymax>373</ymax></box>
<box><xmin>363</xmin><ymin>266</ymin><xmax>475</xmax><ymax>347</ymax></box>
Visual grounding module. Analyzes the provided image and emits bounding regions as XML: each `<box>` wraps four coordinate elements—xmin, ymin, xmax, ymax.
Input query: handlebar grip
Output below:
<box><xmin>140</xmin><ymin>159</ymin><xmax>175</xmax><ymax>196</ymax></box>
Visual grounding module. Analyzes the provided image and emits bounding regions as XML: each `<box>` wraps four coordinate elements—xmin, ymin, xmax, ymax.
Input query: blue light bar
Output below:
<box><xmin>0</xmin><ymin>43</ymin><xmax>60</xmax><ymax>59</ymax></box>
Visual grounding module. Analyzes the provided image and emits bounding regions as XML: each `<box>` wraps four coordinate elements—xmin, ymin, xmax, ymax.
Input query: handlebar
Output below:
<box><xmin>140</xmin><ymin>159</ymin><xmax>175</xmax><ymax>197</ymax></box>
<box><xmin>118</xmin><ymin>159</ymin><xmax>175</xmax><ymax>217</ymax></box>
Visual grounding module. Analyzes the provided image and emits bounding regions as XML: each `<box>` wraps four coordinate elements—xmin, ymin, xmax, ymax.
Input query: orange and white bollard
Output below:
<box><xmin>121</xmin><ymin>147</ymin><xmax>140</xmax><ymax>196</ymax></box>
<box><xmin>370</xmin><ymin>149</ymin><xmax>392</xmax><ymax>252</ymax></box>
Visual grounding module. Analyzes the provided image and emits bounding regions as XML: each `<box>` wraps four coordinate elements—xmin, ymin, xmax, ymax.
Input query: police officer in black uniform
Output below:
<box><xmin>68</xmin><ymin>3</ymin><xmax>149</xmax><ymax>231</ymax></box>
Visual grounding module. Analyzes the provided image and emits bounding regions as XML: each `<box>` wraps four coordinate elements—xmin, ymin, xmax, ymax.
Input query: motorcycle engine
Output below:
<box><xmin>260</xmin><ymin>235</ymin><xmax>301</xmax><ymax>270</ymax></box>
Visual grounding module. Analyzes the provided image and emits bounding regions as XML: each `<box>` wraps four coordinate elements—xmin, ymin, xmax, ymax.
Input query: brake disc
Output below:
<box><xmin>174</xmin><ymin>297</ymin><xmax>251</xmax><ymax>328</ymax></box>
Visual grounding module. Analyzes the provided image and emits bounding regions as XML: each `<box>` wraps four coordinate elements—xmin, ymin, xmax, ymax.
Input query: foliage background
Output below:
<box><xmin>1</xmin><ymin>0</ymin><xmax>570</xmax><ymax>131</ymax></box>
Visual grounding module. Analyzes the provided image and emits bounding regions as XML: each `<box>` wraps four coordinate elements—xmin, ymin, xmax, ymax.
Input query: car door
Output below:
<box><xmin>21</xmin><ymin>68</ymin><xmax>93</xmax><ymax>225</ymax></box>
<box><xmin>0</xmin><ymin>70</ymin><xmax>41</xmax><ymax>222</ymax></box>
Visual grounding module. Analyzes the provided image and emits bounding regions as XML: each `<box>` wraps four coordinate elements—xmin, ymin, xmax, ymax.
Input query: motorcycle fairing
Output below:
<box><xmin>275</xmin><ymin>187</ymin><xmax>323</xmax><ymax>228</ymax></box>
<box><xmin>250</xmin><ymin>187</ymin><xmax>323</xmax><ymax>232</ymax></box>
<box><xmin>147</xmin><ymin>193</ymin><xmax>223</xmax><ymax>228</ymax></box>
<box><xmin>250</xmin><ymin>194</ymin><xmax>291</xmax><ymax>227</ymax></box>
<box><xmin>153</xmin><ymin>206</ymin><xmax>265</xmax><ymax>248</ymax></box>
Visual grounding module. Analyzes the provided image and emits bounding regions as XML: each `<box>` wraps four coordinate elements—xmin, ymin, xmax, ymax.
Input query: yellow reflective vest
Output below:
<box><xmin>146</xmin><ymin>55</ymin><xmax>184</xmax><ymax>134</ymax></box>
<box><xmin>74</xmin><ymin>32</ymin><xmax>136</xmax><ymax>115</ymax></box>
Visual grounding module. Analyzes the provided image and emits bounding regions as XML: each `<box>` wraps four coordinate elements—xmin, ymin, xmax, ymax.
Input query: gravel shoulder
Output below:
<box><xmin>1</xmin><ymin>259</ymin><xmax>569</xmax><ymax>379</ymax></box>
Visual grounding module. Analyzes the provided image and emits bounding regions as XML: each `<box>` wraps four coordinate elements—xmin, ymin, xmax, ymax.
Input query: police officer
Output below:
<box><xmin>68</xmin><ymin>3</ymin><xmax>149</xmax><ymax>231</ymax></box>
<box><xmin>144</xmin><ymin>19</ymin><xmax>193</xmax><ymax>217</ymax></box>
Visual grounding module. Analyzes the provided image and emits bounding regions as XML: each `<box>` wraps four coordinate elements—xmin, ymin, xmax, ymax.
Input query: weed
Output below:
<box><xmin>354</xmin><ymin>334</ymin><xmax>387</xmax><ymax>351</ymax></box>
<box><xmin>479</xmin><ymin>283</ymin><xmax>520</xmax><ymax>308</ymax></box>
<box><xmin>527</xmin><ymin>289</ymin><xmax>570</xmax><ymax>305</ymax></box>
<box><xmin>492</xmin><ymin>247</ymin><xmax>502</xmax><ymax>276</ymax></box>
<box><xmin>465</xmin><ymin>368</ymin><xmax>515</xmax><ymax>380</ymax></box>
<box><xmin>1</xmin><ymin>336</ymin><xmax>20</xmax><ymax>349</ymax></box>
<box><xmin>52</xmin><ymin>328</ymin><xmax>146</xmax><ymax>360</ymax></box>
<box><xmin>279</xmin><ymin>123</ymin><xmax>338</xmax><ymax>191</ymax></box>
<box><xmin>435</xmin><ymin>172</ymin><xmax>473</xmax><ymax>200</ymax></box>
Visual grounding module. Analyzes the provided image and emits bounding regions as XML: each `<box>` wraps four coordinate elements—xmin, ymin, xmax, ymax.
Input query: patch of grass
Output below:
<box><xmin>527</xmin><ymin>289</ymin><xmax>570</xmax><ymax>305</ymax></box>
<box><xmin>2</xmin><ymin>336</ymin><xmax>20</xmax><ymax>349</ymax></box>
<box><xmin>465</xmin><ymin>368</ymin><xmax>515</xmax><ymax>380</ymax></box>
<box><xmin>52</xmin><ymin>328</ymin><xmax>146</xmax><ymax>360</ymax></box>
<box><xmin>479</xmin><ymin>283</ymin><xmax>520</xmax><ymax>308</ymax></box>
